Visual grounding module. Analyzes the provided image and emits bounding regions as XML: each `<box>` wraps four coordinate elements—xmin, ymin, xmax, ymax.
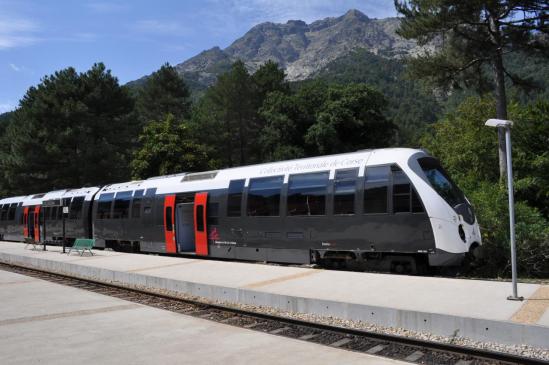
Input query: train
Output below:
<box><xmin>0</xmin><ymin>148</ymin><xmax>481</xmax><ymax>274</ymax></box>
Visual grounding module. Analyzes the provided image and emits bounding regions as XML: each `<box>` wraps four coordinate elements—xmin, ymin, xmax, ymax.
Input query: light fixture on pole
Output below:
<box><xmin>485</xmin><ymin>118</ymin><xmax>523</xmax><ymax>301</ymax></box>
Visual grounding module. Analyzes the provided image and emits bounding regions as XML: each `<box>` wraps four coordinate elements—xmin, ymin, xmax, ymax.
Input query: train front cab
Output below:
<box><xmin>407</xmin><ymin>155</ymin><xmax>482</xmax><ymax>267</ymax></box>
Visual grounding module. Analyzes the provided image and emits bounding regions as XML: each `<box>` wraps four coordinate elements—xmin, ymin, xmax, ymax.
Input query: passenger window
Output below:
<box><xmin>412</xmin><ymin>188</ymin><xmax>424</xmax><ymax>213</ymax></box>
<box><xmin>287</xmin><ymin>172</ymin><xmax>329</xmax><ymax>216</ymax></box>
<box><xmin>334</xmin><ymin>168</ymin><xmax>358</xmax><ymax>215</ymax></box>
<box><xmin>227</xmin><ymin>179</ymin><xmax>245</xmax><ymax>217</ymax></box>
<box><xmin>247</xmin><ymin>176</ymin><xmax>283</xmax><ymax>216</ymax></box>
<box><xmin>165</xmin><ymin>206</ymin><xmax>173</xmax><ymax>231</ymax></box>
<box><xmin>364</xmin><ymin>166</ymin><xmax>389</xmax><ymax>214</ymax></box>
<box><xmin>113</xmin><ymin>191</ymin><xmax>132</xmax><ymax>219</ymax></box>
<box><xmin>208</xmin><ymin>202</ymin><xmax>219</xmax><ymax>225</ymax></box>
<box><xmin>43</xmin><ymin>207</ymin><xmax>50</xmax><ymax>220</ymax></box>
<box><xmin>0</xmin><ymin>204</ymin><xmax>7</xmax><ymax>220</ymax></box>
<box><xmin>132</xmin><ymin>189</ymin><xmax>144</xmax><ymax>218</ymax></box>
<box><xmin>391</xmin><ymin>167</ymin><xmax>425</xmax><ymax>213</ymax></box>
<box><xmin>8</xmin><ymin>203</ymin><xmax>17</xmax><ymax>220</ymax></box>
<box><xmin>146</xmin><ymin>188</ymin><xmax>157</xmax><ymax>196</ymax></box>
<box><xmin>392</xmin><ymin>167</ymin><xmax>412</xmax><ymax>213</ymax></box>
<box><xmin>69</xmin><ymin>197</ymin><xmax>85</xmax><ymax>219</ymax></box>
<box><xmin>97</xmin><ymin>193</ymin><xmax>114</xmax><ymax>219</ymax></box>
<box><xmin>196</xmin><ymin>205</ymin><xmax>205</xmax><ymax>231</ymax></box>
<box><xmin>51</xmin><ymin>206</ymin><xmax>58</xmax><ymax>220</ymax></box>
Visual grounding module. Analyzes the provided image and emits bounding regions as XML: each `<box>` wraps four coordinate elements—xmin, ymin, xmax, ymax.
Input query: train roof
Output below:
<box><xmin>1</xmin><ymin>148</ymin><xmax>430</xmax><ymax>201</ymax></box>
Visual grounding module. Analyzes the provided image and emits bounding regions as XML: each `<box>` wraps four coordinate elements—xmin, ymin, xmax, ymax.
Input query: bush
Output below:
<box><xmin>460</xmin><ymin>179</ymin><xmax>549</xmax><ymax>278</ymax></box>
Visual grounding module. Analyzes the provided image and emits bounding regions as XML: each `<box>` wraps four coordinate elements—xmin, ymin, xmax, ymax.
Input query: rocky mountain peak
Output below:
<box><xmin>160</xmin><ymin>10</ymin><xmax>424</xmax><ymax>89</ymax></box>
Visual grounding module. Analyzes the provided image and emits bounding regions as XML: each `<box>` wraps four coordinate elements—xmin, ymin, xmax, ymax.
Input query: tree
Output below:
<box><xmin>0</xmin><ymin>63</ymin><xmax>135</xmax><ymax>194</ymax></box>
<box><xmin>395</xmin><ymin>0</ymin><xmax>549</xmax><ymax>179</ymax></box>
<box><xmin>260</xmin><ymin>81</ymin><xmax>396</xmax><ymax>158</ymax></box>
<box><xmin>130</xmin><ymin>114</ymin><xmax>210</xmax><ymax>179</ymax></box>
<box><xmin>135</xmin><ymin>63</ymin><xmax>191</xmax><ymax>123</ymax></box>
<box><xmin>192</xmin><ymin>60</ymin><xmax>289</xmax><ymax>167</ymax></box>
<box><xmin>421</xmin><ymin>96</ymin><xmax>549</xmax><ymax>277</ymax></box>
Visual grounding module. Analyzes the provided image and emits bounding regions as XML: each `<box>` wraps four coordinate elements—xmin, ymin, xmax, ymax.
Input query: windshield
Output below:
<box><xmin>417</xmin><ymin>157</ymin><xmax>466</xmax><ymax>208</ymax></box>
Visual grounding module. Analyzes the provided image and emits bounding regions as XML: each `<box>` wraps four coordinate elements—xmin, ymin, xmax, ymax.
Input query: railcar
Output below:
<box><xmin>0</xmin><ymin>148</ymin><xmax>481</xmax><ymax>273</ymax></box>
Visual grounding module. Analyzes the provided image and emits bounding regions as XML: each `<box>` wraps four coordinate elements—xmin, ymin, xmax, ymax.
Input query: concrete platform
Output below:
<box><xmin>0</xmin><ymin>270</ymin><xmax>406</xmax><ymax>365</ymax></box>
<box><xmin>1</xmin><ymin>241</ymin><xmax>548</xmax><ymax>349</ymax></box>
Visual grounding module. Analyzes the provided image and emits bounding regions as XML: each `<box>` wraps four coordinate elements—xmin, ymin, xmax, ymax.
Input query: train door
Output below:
<box><xmin>175</xmin><ymin>203</ymin><xmax>195</xmax><ymax>252</ymax></box>
<box><xmin>33</xmin><ymin>205</ymin><xmax>41</xmax><ymax>242</ymax></box>
<box><xmin>27</xmin><ymin>210</ymin><xmax>35</xmax><ymax>240</ymax></box>
<box><xmin>23</xmin><ymin>207</ymin><xmax>29</xmax><ymax>237</ymax></box>
<box><xmin>163</xmin><ymin>195</ymin><xmax>176</xmax><ymax>253</ymax></box>
<box><xmin>194</xmin><ymin>192</ymin><xmax>208</xmax><ymax>256</ymax></box>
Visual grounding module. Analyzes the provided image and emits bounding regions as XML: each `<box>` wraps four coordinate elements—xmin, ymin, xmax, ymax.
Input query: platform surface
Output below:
<box><xmin>0</xmin><ymin>269</ymin><xmax>407</xmax><ymax>365</ymax></box>
<box><xmin>1</xmin><ymin>241</ymin><xmax>548</xmax><ymax>349</ymax></box>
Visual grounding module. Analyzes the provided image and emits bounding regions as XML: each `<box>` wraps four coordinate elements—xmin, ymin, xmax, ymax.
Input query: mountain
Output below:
<box><xmin>130</xmin><ymin>9</ymin><xmax>431</xmax><ymax>92</ymax></box>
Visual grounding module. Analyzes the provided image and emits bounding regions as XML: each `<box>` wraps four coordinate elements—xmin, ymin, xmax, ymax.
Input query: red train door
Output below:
<box><xmin>163</xmin><ymin>195</ymin><xmax>176</xmax><ymax>253</ymax></box>
<box><xmin>23</xmin><ymin>207</ymin><xmax>29</xmax><ymax>237</ymax></box>
<box><xmin>194</xmin><ymin>192</ymin><xmax>208</xmax><ymax>256</ymax></box>
<box><xmin>34</xmin><ymin>205</ymin><xmax>41</xmax><ymax>242</ymax></box>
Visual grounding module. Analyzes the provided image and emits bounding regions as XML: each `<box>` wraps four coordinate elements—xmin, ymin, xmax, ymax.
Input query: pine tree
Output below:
<box><xmin>395</xmin><ymin>0</ymin><xmax>549</xmax><ymax>179</ymax></box>
<box><xmin>0</xmin><ymin>63</ymin><xmax>135</xmax><ymax>194</ymax></box>
<box><xmin>135</xmin><ymin>63</ymin><xmax>191</xmax><ymax>123</ymax></box>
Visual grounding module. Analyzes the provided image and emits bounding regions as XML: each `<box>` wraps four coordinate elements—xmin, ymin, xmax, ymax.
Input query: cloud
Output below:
<box><xmin>9</xmin><ymin>63</ymin><xmax>20</xmax><ymax>72</ymax></box>
<box><xmin>207</xmin><ymin>0</ymin><xmax>397</xmax><ymax>25</ymax></box>
<box><xmin>0</xmin><ymin>17</ymin><xmax>39</xmax><ymax>49</ymax></box>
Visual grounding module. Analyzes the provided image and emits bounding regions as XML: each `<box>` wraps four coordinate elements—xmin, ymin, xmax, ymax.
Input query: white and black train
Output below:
<box><xmin>0</xmin><ymin>148</ymin><xmax>481</xmax><ymax>273</ymax></box>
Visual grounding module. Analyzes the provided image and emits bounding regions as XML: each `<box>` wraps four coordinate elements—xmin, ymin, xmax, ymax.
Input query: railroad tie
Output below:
<box><xmin>298</xmin><ymin>333</ymin><xmax>319</xmax><ymax>341</ymax></box>
<box><xmin>269</xmin><ymin>327</ymin><xmax>290</xmax><ymax>335</ymax></box>
<box><xmin>454</xmin><ymin>360</ymin><xmax>472</xmax><ymax>365</ymax></box>
<box><xmin>366</xmin><ymin>344</ymin><xmax>386</xmax><ymax>354</ymax></box>
<box><xmin>404</xmin><ymin>350</ymin><xmax>424</xmax><ymax>362</ymax></box>
<box><xmin>330</xmin><ymin>338</ymin><xmax>352</xmax><ymax>348</ymax></box>
<box><xmin>244</xmin><ymin>322</ymin><xmax>260</xmax><ymax>329</ymax></box>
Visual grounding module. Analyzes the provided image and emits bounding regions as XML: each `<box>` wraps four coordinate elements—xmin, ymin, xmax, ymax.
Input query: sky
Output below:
<box><xmin>0</xmin><ymin>0</ymin><xmax>398</xmax><ymax>113</ymax></box>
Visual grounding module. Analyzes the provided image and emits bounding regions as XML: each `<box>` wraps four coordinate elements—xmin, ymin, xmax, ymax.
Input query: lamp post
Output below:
<box><xmin>485</xmin><ymin>119</ymin><xmax>523</xmax><ymax>301</ymax></box>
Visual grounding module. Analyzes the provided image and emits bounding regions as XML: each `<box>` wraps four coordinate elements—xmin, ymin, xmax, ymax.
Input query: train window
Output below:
<box><xmin>418</xmin><ymin>157</ymin><xmax>465</xmax><ymax>208</ymax></box>
<box><xmin>287</xmin><ymin>172</ymin><xmax>329</xmax><ymax>216</ymax></box>
<box><xmin>165</xmin><ymin>206</ymin><xmax>173</xmax><ymax>231</ymax></box>
<box><xmin>51</xmin><ymin>206</ymin><xmax>58</xmax><ymax>220</ymax></box>
<box><xmin>69</xmin><ymin>196</ymin><xmax>85</xmax><ymax>219</ymax></box>
<box><xmin>8</xmin><ymin>203</ymin><xmax>17</xmax><ymax>220</ymax></box>
<box><xmin>131</xmin><ymin>189</ymin><xmax>144</xmax><ymax>218</ymax></box>
<box><xmin>113</xmin><ymin>191</ymin><xmax>132</xmax><ymax>219</ymax></box>
<box><xmin>412</xmin><ymin>188</ymin><xmax>424</xmax><ymax>213</ymax></box>
<box><xmin>97</xmin><ymin>193</ymin><xmax>114</xmax><ymax>219</ymax></box>
<box><xmin>392</xmin><ymin>169</ymin><xmax>411</xmax><ymax>213</ymax></box>
<box><xmin>146</xmin><ymin>188</ymin><xmax>157</xmax><ymax>196</ymax></box>
<box><xmin>43</xmin><ymin>207</ymin><xmax>50</xmax><ymax>220</ymax></box>
<box><xmin>208</xmin><ymin>202</ymin><xmax>219</xmax><ymax>225</ymax></box>
<box><xmin>247</xmin><ymin>176</ymin><xmax>283</xmax><ymax>216</ymax></box>
<box><xmin>0</xmin><ymin>204</ymin><xmax>7</xmax><ymax>220</ymax></box>
<box><xmin>227</xmin><ymin>179</ymin><xmax>245</xmax><ymax>217</ymax></box>
<box><xmin>364</xmin><ymin>166</ymin><xmax>389</xmax><ymax>214</ymax></box>
<box><xmin>196</xmin><ymin>205</ymin><xmax>205</xmax><ymax>231</ymax></box>
<box><xmin>334</xmin><ymin>168</ymin><xmax>358</xmax><ymax>215</ymax></box>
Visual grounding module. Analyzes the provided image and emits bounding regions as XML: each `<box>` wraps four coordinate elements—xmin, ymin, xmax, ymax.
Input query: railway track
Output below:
<box><xmin>1</xmin><ymin>262</ymin><xmax>546</xmax><ymax>365</ymax></box>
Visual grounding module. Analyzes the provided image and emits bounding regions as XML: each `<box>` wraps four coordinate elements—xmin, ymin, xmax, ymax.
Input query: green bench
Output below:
<box><xmin>67</xmin><ymin>238</ymin><xmax>95</xmax><ymax>256</ymax></box>
<box><xmin>24</xmin><ymin>237</ymin><xmax>40</xmax><ymax>250</ymax></box>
